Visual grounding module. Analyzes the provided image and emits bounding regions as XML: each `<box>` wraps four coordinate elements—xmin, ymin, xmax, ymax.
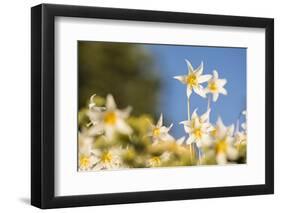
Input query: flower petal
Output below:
<box><xmin>227</xmin><ymin>124</ymin><xmax>235</xmax><ymax>136</ymax></box>
<box><xmin>216</xmin><ymin>117</ymin><xmax>227</xmax><ymax>139</ymax></box>
<box><xmin>191</xmin><ymin>108</ymin><xmax>198</xmax><ymax>119</ymax></box>
<box><xmin>186</xmin><ymin>86</ymin><xmax>192</xmax><ymax>98</ymax></box>
<box><xmin>200</xmin><ymin>109</ymin><xmax>211</xmax><ymax>122</ymax></box>
<box><xmin>216</xmin><ymin>153</ymin><xmax>227</xmax><ymax>165</ymax></box>
<box><xmin>118</xmin><ymin>106</ymin><xmax>132</xmax><ymax>118</ymax></box>
<box><xmin>212</xmin><ymin>93</ymin><xmax>219</xmax><ymax>102</ymax></box>
<box><xmin>183</xmin><ymin>125</ymin><xmax>192</xmax><ymax>133</ymax></box>
<box><xmin>185</xmin><ymin>59</ymin><xmax>194</xmax><ymax>73</ymax></box>
<box><xmin>161</xmin><ymin>133</ymin><xmax>174</xmax><ymax>141</ymax></box>
<box><xmin>176</xmin><ymin>136</ymin><xmax>185</xmax><ymax>145</ymax></box>
<box><xmin>186</xmin><ymin>135</ymin><xmax>195</xmax><ymax>144</ymax></box>
<box><xmin>201</xmin><ymin>134</ymin><xmax>213</xmax><ymax>147</ymax></box>
<box><xmin>106</xmin><ymin>94</ymin><xmax>116</xmax><ymax>110</ymax></box>
<box><xmin>157</xmin><ymin>113</ymin><xmax>163</xmax><ymax>127</ymax></box>
<box><xmin>116</xmin><ymin>119</ymin><xmax>132</xmax><ymax>135</ymax></box>
<box><xmin>174</xmin><ymin>75</ymin><xmax>186</xmax><ymax>84</ymax></box>
<box><xmin>194</xmin><ymin>61</ymin><xmax>204</xmax><ymax>76</ymax></box>
<box><xmin>198</xmin><ymin>74</ymin><xmax>212</xmax><ymax>83</ymax></box>
<box><xmin>227</xmin><ymin>146</ymin><xmax>238</xmax><ymax>160</ymax></box>
<box><xmin>213</xmin><ymin>70</ymin><xmax>219</xmax><ymax>79</ymax></box>
<box><xmin>219</xmin><ymin>87</ymin><xmax>227</xmax><ymax>95</ymax></box>
<box><xmin>241</xmin><ymin>122</ymin><xmax>246</xmax><ymax>130</ymax></box>
<box><xmin>105</xmin><ymin>125</ymin><xmax>115</xmax><ymax>140</ymax></box>
<box><xmin>194</xmin><ymin>85</ymin><xmax>206</xmax><ymax>98</ymax></box>
<box><xmin>194</xmin><ymin>117</ymin><xmax>201</xmax><ymax>128</ymax></box>
<box><xmin>179</xmin><ymin>120</ymin><xmax>189</xmax><ymax>126</ymax></box>
<box><xmin>167</xmin><ymin>123</ymin><xmax>173</xmax><ymax>131</ymax></box>
<box><xmin>88</xmin><ymin>123</ymin><xmax>104</xmax><ymax>136</ymax></box>
<box><xmin>218</xmin><ymin>79</ymin><xmax>227</xmax><ymax>87</ymax></box>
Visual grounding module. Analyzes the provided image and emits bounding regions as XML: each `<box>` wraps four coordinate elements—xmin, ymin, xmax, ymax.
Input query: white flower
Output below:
<box><xmin>180</xmin><ymin>109</ymin><xmax>213</xmax><ymax>147</ymax></box>
<box><xmin>211</xmin><ymin>117</ymin><xmax>238</xmax><ymax>165</ymax></box>
<box><xmin>88</xmin><ymin>94</ymin><xmax>132</xmax><ymax>139</ymax></box>
<box><xmin>147</xmin><ymin>113</ymin><xmax>174</xmax><ymax>143</ymax></box>
<box><xmin>174</xmin><ymin>60</ymin><xmax>211</xmax><ymax>98</ymax></box>
<box><xmin>234</xmin><ymin>131</ymin><xmax>247</xmax><ymax>146</ymax></box>
<box><xmin>205</xmin><ymin>70</ymin><xmax>227</xmax><ymax>102</ymax></box>
<box><xmin>79</xmin><ymin>154</ymin><xmax>95</xmax><ymax>171</ymax></box>
<box><xmin>92</xmin><ymin>147</ymin><xmax>123</xmax><ymax>170</ymax></box>
<box><xmin>147</xmin><ymin>152</ymin><xmax>171</xmax><ymax>167</ymax></box>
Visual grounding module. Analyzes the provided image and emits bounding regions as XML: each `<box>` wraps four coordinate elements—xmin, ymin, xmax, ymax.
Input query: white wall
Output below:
<box><xmin>0</xmin><ymin>0</ymin><xmax>279</xmax><ymax>212</ymax></box>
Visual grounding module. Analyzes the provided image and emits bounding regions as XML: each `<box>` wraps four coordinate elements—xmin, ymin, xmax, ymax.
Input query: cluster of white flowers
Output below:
<box><xmin>174</xmin><ymin>60</ymin><xmax>246</xmax><ymax>165</ymax></box>
<box><xmin>174</xmin><ymin>60</ymin><xmax>227</xmax><ymax>101</ymax></box>
<box><xmin>78</xmin><ymin>60</ymin><xmax>247</xmax><ymax>171</ymax></box>
<box><xmin>79</xmin><ymin>94</ymin><xmax>130</xmax><ymax>171</ymax></box>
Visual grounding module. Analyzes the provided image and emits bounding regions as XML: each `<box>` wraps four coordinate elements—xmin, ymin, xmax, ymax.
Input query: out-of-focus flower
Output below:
<box><xmin>88</xmin><ymin>94</ymin><xmax>132</xmax><ymax>139</ymax></box>
<box><xmin>78</xmin><ymin>130</ymin><xmax>93</xmax><ymax>155</ymax></box>
<box><xmin>92</xmin><ymin>147</ymin><xmax>123</xmax><ymax>170</ymax></box>
<box><xmin>180</xmin><ymin>109</ymin><xmax>213</xmax><ymax>147</ymax></box>
<box><xmin>211</xmin><ymin>118</ymin><xmax>238</xmax><ymax>164</ymax></box>
<box><xmin>147</xmin><ymin>113</ymin><xmax>174</xmax><ymax>143</ymax></box>
<box><xmin>79</xmin><ymin>154</ymin><xmax>95</xmax><ymax>171</ymax></box>
<box><xmin>206</xmin><ymin>70</ymin><xmax>227</xmax><ymax>102</ymax></box>
<box><xmin>174</xmin><ymin>60</ymin><xmax>211</xmax><ymax>98</ymax></box>
<box><xmin>147</xmin><ymin>152</ymin><xmax>171</xmax><ymax>167</ymax></box>
<box><xmin>234</xmin><ymin>131</ymin><xmax>247</xmax><ymax>146</ymax></box>
<box><xmin>234</xmin><ymin>110</ymin><xmax>247</xmax><ymax>147</ymax></box>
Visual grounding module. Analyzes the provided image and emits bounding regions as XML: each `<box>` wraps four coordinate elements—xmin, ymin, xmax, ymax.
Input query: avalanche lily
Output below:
<box><xmin>147</xmin><ymin>113</ymin><xmax>174</xmax><ymax>143</ymax></box>
<box><xmin>211</xmin><ymin>117</ymin><xmax>238</xmax><ymax>164</ymax></box>
<box><xmin>92</xmin><ymin>147</ymin><xmax>123</xmax><ymax>170</ymax></box>
<box><xmin>206</xmin><ymin>70</ymin><xmax>227</xmax><ymax>102</ymax></box>
<box><xmin>174</xmin><ymin>60</ymin><xmax>211</xmax><ymax>98</ymax></box>
<box><xmin>234</xmin><ymin>131</ymin><xmax>247</xmax><ymax>146</ymax></box>
<box><xmin>180</xmin><ymin>109</ymin><xmax>213</xmax><ymax>147</ymax></box>
<box><xmin>79</xmin><ymin>154</ymin><xmax>95</xmax><ymax>171</ymax></box>
<box><xmin>88</xmin><ymin>94</ymin><xmax>132</xmax><ymax>139</ymax></box>
<box><xmin>147</xmin><ymin>152</ymin><xmax>171</xmax><ymax>167</ymax></box>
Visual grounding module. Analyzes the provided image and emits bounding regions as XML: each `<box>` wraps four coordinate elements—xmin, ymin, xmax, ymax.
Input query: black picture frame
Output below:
<box><xmin>31</xmin><ymin>3</ymin><xmax>274</xmax><ymax>209</ymax></box>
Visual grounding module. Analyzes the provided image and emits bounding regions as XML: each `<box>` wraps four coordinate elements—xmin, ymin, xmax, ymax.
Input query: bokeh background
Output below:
<box><xmin>78</xmin><ymin>41</ymin><xmax>246</xmax><ymax>138</ymax></box>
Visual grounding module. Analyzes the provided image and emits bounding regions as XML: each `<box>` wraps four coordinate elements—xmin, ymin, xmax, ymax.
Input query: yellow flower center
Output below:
<box><xmin>194</xmin><ymin>128</ymin><xmax>202</xmax><ymax>139</ymax></box>
<box><xmin>101</xmin><ymin>151</ymin><xmax>112</xmax><ymax>163</ymax></box>
<box><xmin>79</xmin><ymin>155</ymin><xmax>90</xmax><ymax>168</ymax></box>
<box><xmin>186</xmin><ymin>74</ymin><xmax>198</xmax><ymax>87</ymax></box>
<box><xmin>208</xmin><ymin>81</ymin><xmax>218</xmax><ymax>92</ymax></box>
<box><xmin>216</xmin><ymin>140</ymin><xmax>228</xmax><ymax>154</ymax></box>
<box><xmin>152</xmin><ymin>127</ymin><xmax>161</xmax><ymax>137</ymax></box>
<box><xmin>104</xmin><ymin>111</ymin><xmax>117</xmax><ymax>125</ymax></box>
<box><xmin>150</xmin><ymin>156</ymin><xmax>161</xmax><ymax>166</ymax></box>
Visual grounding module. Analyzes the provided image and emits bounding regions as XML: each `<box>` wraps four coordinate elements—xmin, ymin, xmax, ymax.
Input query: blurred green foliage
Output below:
<box><xmin>78</xmin><ymin>41</ymin><xmax>160</xmax><ymax>116</ymax></box>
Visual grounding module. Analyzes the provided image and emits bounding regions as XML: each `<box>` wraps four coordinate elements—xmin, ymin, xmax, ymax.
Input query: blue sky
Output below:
<box><xmin>144</xmin><ymin>44</ymin><xmax>247</xmax><ymax>138</ymax></box>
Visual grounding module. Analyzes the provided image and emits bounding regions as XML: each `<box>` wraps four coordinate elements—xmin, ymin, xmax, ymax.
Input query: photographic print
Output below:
<box><xmin>31</xmin><ymin>5</ymin><xmax>273</xmax><ymax>208</ymax></box>
<box><xmin>77</xmin><ymin>41</ymin><xmax>247</xmax><ymax>171</ymax></box>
